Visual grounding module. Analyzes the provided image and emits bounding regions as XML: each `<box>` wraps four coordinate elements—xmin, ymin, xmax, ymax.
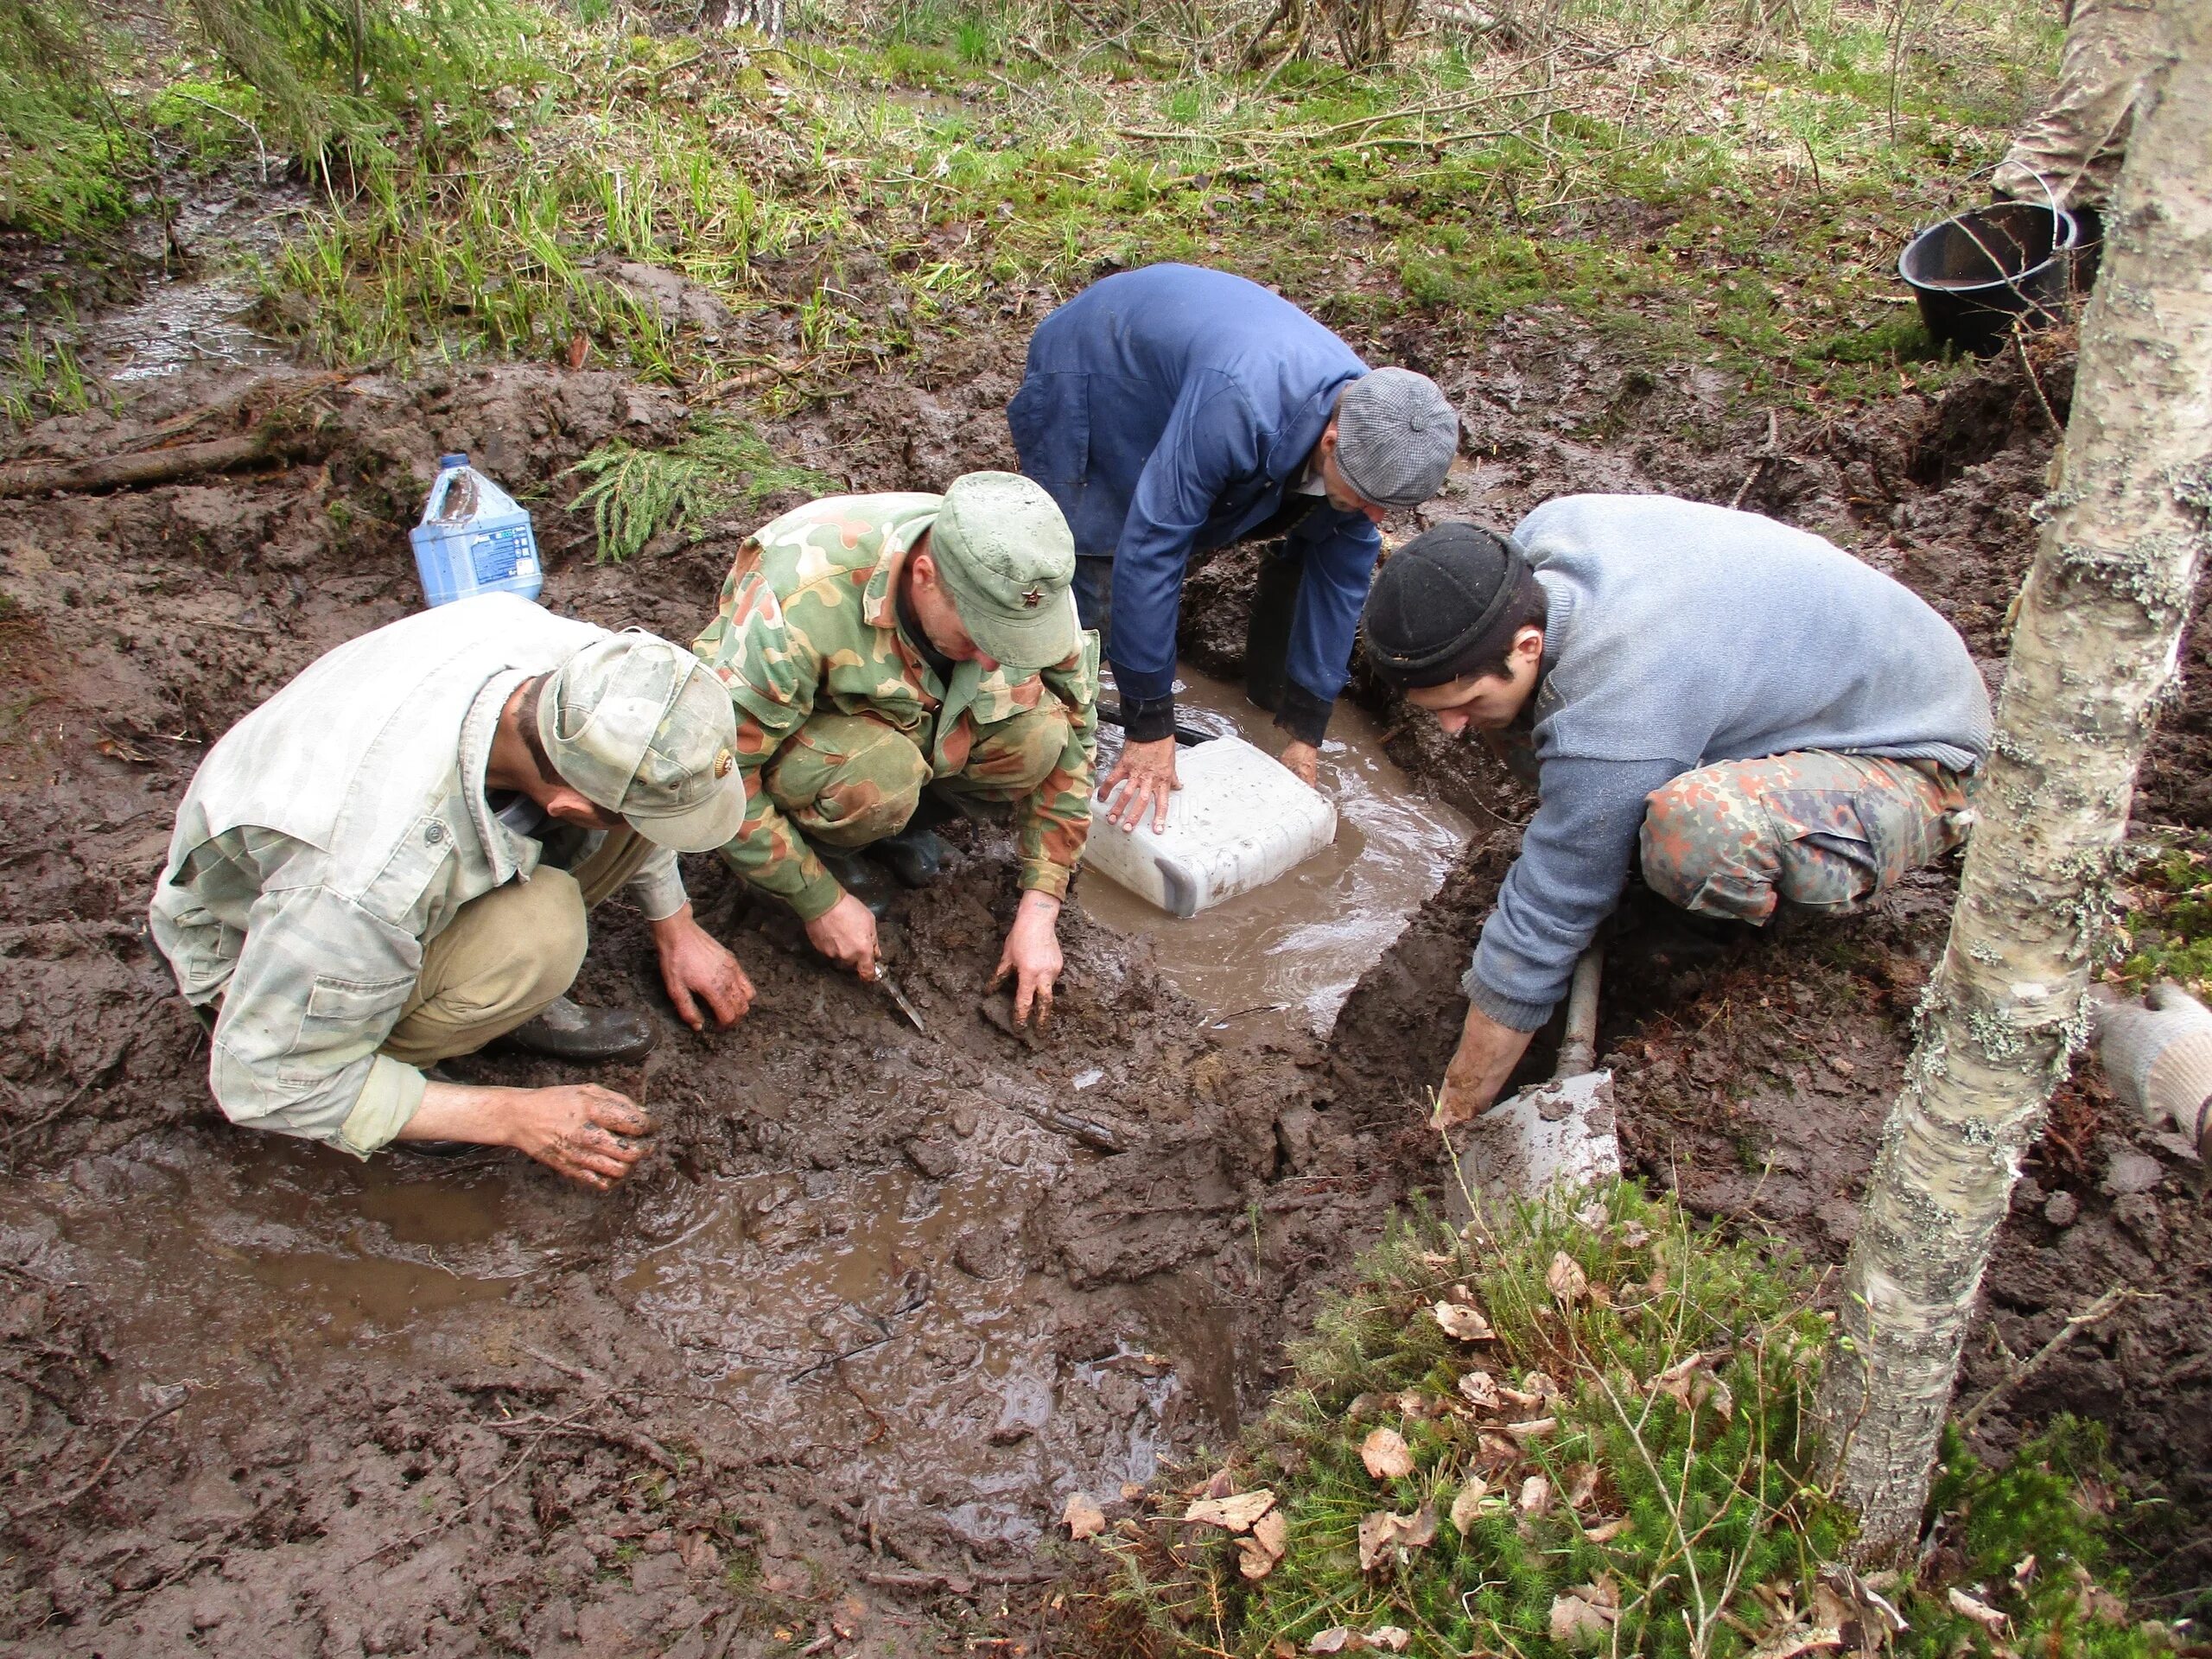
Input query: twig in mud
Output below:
<box><xmin>1958</xmin><ymin>1285</ymin><xmax>2152</xmax><ymax>1433</ymax></box>
<box><xmin>2013</xmin><ymin>331</ymin><xmax>2063</xmax><ymax>433</ymax></box>
<box><xmin>488</xmin><ymin>1412</ymin><xmax>681</xmax><ymax>1470</ymax></box>
<box><xmin>2</xmin><ymin>1388</ymin><xmax>188</xmax><ymax>1525</ymax></box>
<box><xmin>352</xmin><ymin>1399</ymin><xmax>602</xmax><ymax>1567</ymax></box>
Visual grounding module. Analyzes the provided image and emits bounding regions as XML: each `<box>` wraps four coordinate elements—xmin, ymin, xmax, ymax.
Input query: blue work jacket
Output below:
<box><xmin>1007</xmin><ymin>264</ymin><xmax>1379</xmax><ymax>736</ymax></box>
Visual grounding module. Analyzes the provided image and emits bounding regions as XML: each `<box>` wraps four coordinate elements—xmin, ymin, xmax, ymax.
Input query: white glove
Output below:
<box><xmin>2091</xmin><ymin>981</ymin><xmax>2212</xmax><ymax>1145</ymax></box>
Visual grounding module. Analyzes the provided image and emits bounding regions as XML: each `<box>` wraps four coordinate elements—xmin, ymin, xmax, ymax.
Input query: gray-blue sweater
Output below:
<box><xmin>1466</xmin><ymin>494</ymin><xmax>1993</xmax><ymax>1030</ymax></box>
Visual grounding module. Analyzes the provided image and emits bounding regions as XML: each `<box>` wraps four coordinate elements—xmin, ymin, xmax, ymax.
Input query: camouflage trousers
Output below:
<box><xmin>763</xmin><ymin>706</ymin><xmax>1074</xmax><ymax>848</ymax></box>
<box><xmin>1638</xmin><ymin>751</ymin><xmax>1972</xmax><ymax>925</ymax></box>
<box><xmin>1992</xmin><ymin>0</ymin><xmax>2160</xmax><ymax>212</ymax></box>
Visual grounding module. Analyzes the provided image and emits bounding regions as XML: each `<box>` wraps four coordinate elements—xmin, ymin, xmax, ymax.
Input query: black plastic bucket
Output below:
<box><xmin>1898</xmin><ymin>200</ymin><xmax>2077</xmax><ymax>356</ymax></box>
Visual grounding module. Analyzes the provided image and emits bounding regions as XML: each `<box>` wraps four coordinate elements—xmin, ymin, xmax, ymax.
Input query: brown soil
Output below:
<box><xmin>2</xmin><ymin>276</ymin><xmax>2208</xmax><ymax>1656</ymax></box>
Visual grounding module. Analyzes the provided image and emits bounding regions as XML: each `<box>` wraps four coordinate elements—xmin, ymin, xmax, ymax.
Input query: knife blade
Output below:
<box><xmin>872</xmin><ymin>969</ymin><xmax>926</xmax><ymax>1033</ymax></box>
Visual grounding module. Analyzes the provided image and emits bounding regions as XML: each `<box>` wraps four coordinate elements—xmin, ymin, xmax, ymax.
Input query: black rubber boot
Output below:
<box><xmin>500</xmin><ymin>995</ymin><xmax>657</xmax><ymax>1063</ymax></box>
<box><xmin>873</xmin><ymin>823</ymin><xmax>947</xmax><ymax>888</ymax></box>
<box><xmin>819</xmin><ymin>849</ymin><xmax>899</xmax><ymax>918</ymax></box>
<box><xmin>1244</xmin><ymin>543</ymin><xmax>1304</xmax><ymax>714</ymax></box>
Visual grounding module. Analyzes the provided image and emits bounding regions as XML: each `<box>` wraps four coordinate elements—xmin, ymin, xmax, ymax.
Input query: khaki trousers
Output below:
<box><xmin>379</xmin><ymin>829</ymin><xmax>658</xmax><ymax>1067</ymax></box>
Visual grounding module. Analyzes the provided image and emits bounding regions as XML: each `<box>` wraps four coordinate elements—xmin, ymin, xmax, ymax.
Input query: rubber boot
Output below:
<box><xmin>819</xmin><ymin>849</ymin><xmax>899</xmax><ymax>918</ymax></box>
<box><xmin>500</xmin><ymin>995</ymin><xmax>657</xmax><ymax>1063</ymax></box>
<box><xmin>870</xmin><ymin>791</ymin><xmax>954</xmax><ymax>888</ymax></box>
<box><xmin>1244</xmin><ymin>543</ymin><xmax>1304</xmax><ymax>715</ymax></box>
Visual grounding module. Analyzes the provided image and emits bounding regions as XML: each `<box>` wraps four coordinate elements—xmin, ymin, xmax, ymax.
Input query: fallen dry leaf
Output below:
<box><xmin>1205</xmin><ymin>1468</ymin><xmax>1236</xmax><ymax>1499</ymax></box>
<box><xmin>1457</xmin><ymin>1370</ymin><xmax>1500</xmax><ymax>1409</ymax></box>
<box><xmin>1523</xmin><ymin>1370</ymin><xmax>1561</xmax><ymax>1402</ymax></box>
<box><xmin>1498</xmin><ymin>1386</ymin><xmax>1545</xmax><ymax>1411</ymax></box>
<box><xmin>1504</xmin><ymin>1416</ymin><xmax>1558</xmax><ymax>1442</ymax></box>
<box><xmin>1185</xmin><ymin>1489</ymin><xmax>1275</xmax><ymax>1533</ymax></box>
<box><xmin>1366</xmin><ymin>1628</ymin><xmax>1411</xmax><ymax>1653</ymax></box>
<box><xmin>1581</xmin><ymin>1516</ymin><xmax>1630</xmax><ymax>1542</ymax></box>
<box><xmin>1548</xmin><ymin>1580</ymin><xmax>1621</xmax><ymax>1646</ymax></box>
<box><xmin>1650</xmin><ymin>1351</ymin><xmax>1732</xmax><ymax>1420</ymax></box>
<box><xmin>1062</xmin><ymin>1492</ymin><xmax>1107</xmax><ymax>1540</ymax></box>
<box><xmin>1574</xmin><ymin>1199</ymin><xmax>1610</xmax><ymax>1230</ymax></box>
<box><xmin>1742</xmin><ymin>1626</ymin><xmax>1843</xmax><ymax>1659</ymax></box>
<box><xmin>1947</xmin><ymin>1587</ymin><xmax>2008</xmax><ymax>1632</ymax></box>
<box><xmin>1449</xmin><ymin>1478</ymin><xmax>1490</xmax><ymax>1535</ymax></box>
<box><xmin>1517</xmin><ymin>1473</ymin><xmax>1553</xmax><ymax>1516</ymax></box>
<box><xmin>1357</xmin><ymin>1511</ymin><xmax>1398</xmax><ymax>1573</ymax></box>
<box><xmin>1307</xmin><ymin>1628</ymin><xmax>1354</xmax><ymax>1654</ymax></box>
<box><xmin>1431</xmin><ymin>1300</ymin><xmax>1495</xmax><ymax>1341</ymax></box>
<box><xmin>1236</xmin><ymin>1509</ymin><xmax>1287</xmax><ymax>1581</ymax></box>
<box><xmin>1547</xmin><ymin>1251</ymin><xmax>1590</xmax><ymax>1306</ymax></box>
<box><xmin>1356</xmin><ymin>1503</ymin><xmax>1437</xmax><ymax>1571</ymax></box>
<box><xmin>2069</xmin><ymin>1562</ymin><xmax>2127</xmax><ymax>1624</ymax></box>
<box><xmin>1360</xmin><ymin>1427</ymin><xmax>1414</xmax><ymax>1481</ymax></box>
<box><xmin>1620</xmin><ymin>1220</ymin><xmax>1652</xmax><ymax>1249</ymax></box>
<box><xmin>1563</xmin><ymin>1463</ymin><xmax>1601</xmax><ymax>1510</ymax></box>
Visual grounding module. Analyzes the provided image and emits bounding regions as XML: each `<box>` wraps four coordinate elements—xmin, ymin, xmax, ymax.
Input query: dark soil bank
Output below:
<box><xmin>2</xmin><ymin>296</ymin><xmax>2207</xmax><ymax>1656</ymax></box>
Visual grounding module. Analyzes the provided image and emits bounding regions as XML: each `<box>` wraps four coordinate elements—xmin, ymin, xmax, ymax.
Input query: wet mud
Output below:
<box><xmin>2</xmin><ymin>274</ymin><xmax>2209</xmax><ymax>1655</ymax></box>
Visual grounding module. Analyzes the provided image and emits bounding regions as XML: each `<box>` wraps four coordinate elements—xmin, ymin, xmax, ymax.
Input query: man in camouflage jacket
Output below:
<box><xmin>691</xmin><ymin>472</ymin><xmax>1096</xmax><ymax>1025</ymax></box>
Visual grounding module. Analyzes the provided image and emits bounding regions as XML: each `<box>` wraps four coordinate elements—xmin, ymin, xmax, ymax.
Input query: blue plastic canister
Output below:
<box><xmin>409</xmin><ymin>452</ymin><xmax>543</xmax><ymax>607</ymax></box>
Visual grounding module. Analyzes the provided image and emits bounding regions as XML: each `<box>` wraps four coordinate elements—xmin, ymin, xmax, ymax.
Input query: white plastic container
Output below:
<box><xmin>409</xmin><ymin>452</ymin><xmax>543</xmax><ymax>607</ymax></box>
<box><xmin>1086</xmin><ymin>734</ymin><xmax>1337</xmax><ymax>917</ymax></box>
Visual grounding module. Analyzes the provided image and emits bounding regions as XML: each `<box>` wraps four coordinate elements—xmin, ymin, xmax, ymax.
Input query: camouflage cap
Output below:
<box><xmin>539</xmin><ymin>632</ymin><xmax>745</xmax><ymax>854</ymax></box>
<box><xmin>926</xmin><ymin>471</ymin><xmax>1080</xmax><ymax>672</ymax></box>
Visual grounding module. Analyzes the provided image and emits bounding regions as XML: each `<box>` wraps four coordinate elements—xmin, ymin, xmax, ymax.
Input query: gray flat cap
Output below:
<box><xmin>1335</xmin><ymin>368</ymin><xmax>1459</xmax><ymax>509</ymax></box>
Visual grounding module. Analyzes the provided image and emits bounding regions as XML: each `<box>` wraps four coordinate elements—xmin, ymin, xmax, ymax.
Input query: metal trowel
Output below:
<box><xmin>1442</xmin><ymin>945</ymin><xmax>1620</xmax><ymax>1222</ymax></box>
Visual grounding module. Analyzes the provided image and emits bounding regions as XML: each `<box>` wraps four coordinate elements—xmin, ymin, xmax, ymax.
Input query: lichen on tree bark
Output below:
<box><xmin>1817</xmin><ymin>0</ymin><xmax>2212</xmax><ymax>1561</ymax></box>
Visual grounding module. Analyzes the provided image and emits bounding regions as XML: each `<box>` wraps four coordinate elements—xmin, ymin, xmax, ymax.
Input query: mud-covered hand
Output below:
<box><xmin>1100</xmin><ymin>735</ymin><xmax>1180</xmax><ymax>833</ymax></box>
<box><xmin>1279</xmin><ymin>739</ymin><xmax>1321</xmax><ymax>788</ymax></box>
<box><xmin>404</xmin><ymin>1079</ymin><xmax>657</xmax><ymax>1192</ymax></box>
<box><xmin>650</xmin><ymin>903</ymin><xmax>755</xmax><ymax>1030</ymax></box>
<box><xmin>2092</xmin><ymin>982</ymin><xmax>2212</xmax><ymax>1146</ymax></box>
<box><xmin>990</xmin><ymin>891</ymin><xmax>1065</xmax><ymax>1027</ymax></box>
<box><xmin>1432</xmin><ymin>1004</ymin><xmax>1536</xmax><ymax>1129</ymax></box>
<box><xmin>805</xmin><ymin>889</ymin><xmax>880</xmax><ymax>982</ymax></box>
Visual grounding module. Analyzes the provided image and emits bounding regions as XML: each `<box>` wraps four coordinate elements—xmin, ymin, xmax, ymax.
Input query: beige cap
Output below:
<box><xmin>538</xmin><ymin>632</ymin><xmax>745</xmax><ymax>854</ymax></box>
<box><xmin>928</xmin><ymin>471</ymin><xmax>1080</xmax><ymax>672</ymax></box>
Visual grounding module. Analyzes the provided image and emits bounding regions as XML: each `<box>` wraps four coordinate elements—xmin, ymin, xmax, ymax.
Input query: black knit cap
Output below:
<box><xmin>1361</xmin><ymin>522</ymin><xmax>1532</xmax><ymax>689</ymax></box>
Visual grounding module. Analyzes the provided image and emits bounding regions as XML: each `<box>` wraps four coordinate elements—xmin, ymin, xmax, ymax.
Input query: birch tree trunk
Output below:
<box><xmin>1817</xmin><ymin>0</ymin><xmax>2212</xmax><ymax>1562</ymax></box>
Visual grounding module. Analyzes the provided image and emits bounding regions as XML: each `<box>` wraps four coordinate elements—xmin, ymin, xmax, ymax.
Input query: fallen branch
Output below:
<box><xmin>1958</xmin><ymin>1285</ymin><xmax>2151</xmax><ymax>1433</ymax></box>
<box><xmin>0</xmin><ymin>430</ymin><xmax>329</xmax><ymax>499</ymax></box>
<box><xmin>1</xmin><ymin>1389</ymin><xmax>188</xmax><ymax>1525</ymax></box>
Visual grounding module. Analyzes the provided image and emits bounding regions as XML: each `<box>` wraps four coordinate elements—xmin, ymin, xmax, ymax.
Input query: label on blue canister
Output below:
<box><xmin>470</xmin><ymin>524</ymin><xmax>537</xmax><ymax>584</ymax></box>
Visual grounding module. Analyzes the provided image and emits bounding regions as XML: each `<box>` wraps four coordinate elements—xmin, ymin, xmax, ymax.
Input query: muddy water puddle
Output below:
<box><xmin>3</xmin><ymin>1106</ymin><xmax>1217</xmax><ymax>1541</ymax></box>
<box><xmin>1083</xmin><ymin>664</ymin><xmax>1471</xmax><ymax>1034</ymax></box>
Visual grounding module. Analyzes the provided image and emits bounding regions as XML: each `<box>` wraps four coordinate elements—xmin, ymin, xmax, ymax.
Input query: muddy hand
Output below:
<box><xmin>989</xmin><ymin>891</ymin><xmax>1065</xmax><ymax>1028</ymax></box>
<box><xmin>512</xmin><ymin>1084</ymin><xmax>658</xmax><ymax>1191</ymax></box>
<box><xmin>651</xmin><ymin>903</ymin><xmax>755</xmax><ymax>1030</ymax></box>
<box><xmin>1100</xmin><ymin>735</ymin><xmax>1180</xmax><ymax>833</ymax></box>
<box><xmin>1431</xmin><ymin>1004</ymin><xmax>1536</xmax><ymax>1130</ymax></box>
<box><xmin>804</xmin><ymin>889</ymin><xmax>880</xmax><ymax>982</ymax></box>
<box><xmin>1279</xmin><ymin>739</ymin><xmax>1321</xmax><ymax>788</ymax></box>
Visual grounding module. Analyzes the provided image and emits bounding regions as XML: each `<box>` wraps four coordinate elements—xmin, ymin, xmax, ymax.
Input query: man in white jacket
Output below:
<box><xmin>149</xmin><ymin>594</ymin><xmax>755</xmax><ymax>1190</ymax></box>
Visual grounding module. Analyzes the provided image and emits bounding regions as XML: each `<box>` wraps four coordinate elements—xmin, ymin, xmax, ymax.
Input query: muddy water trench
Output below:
<box><xmin>1084</xmin><ymin>663</ymin><xmax>1473</xmax><ymax>1035</ymax></box>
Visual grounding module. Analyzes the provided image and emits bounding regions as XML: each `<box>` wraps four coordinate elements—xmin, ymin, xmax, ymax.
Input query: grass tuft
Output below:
<box><xmin>564</xmin><ymin>415</ymin><xmax>839</xmax><ymax>562</ymax></box>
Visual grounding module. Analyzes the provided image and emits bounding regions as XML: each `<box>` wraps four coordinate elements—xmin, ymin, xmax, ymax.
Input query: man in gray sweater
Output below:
<box><xmin>1360</xmin><ymin>494</ymin><xmax>1993</xmax><ymax>1123</ymax></box>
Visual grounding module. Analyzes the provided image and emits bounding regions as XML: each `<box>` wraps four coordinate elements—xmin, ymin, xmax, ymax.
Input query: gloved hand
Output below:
<box><xmin>2091</xmin><ymin>982</ymin><xmax>2212</xmax><ymax>1148</ymax></box>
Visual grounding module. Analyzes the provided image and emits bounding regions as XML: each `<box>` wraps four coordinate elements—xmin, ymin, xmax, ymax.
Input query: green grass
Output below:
<box><xmin>564</xmin><ymin>413</ymin><xmax>840</xmax><ymax>561</ymax></box>
<box><xmin>89</xmin><ymin>0</ymin><xmax>2059</xmax><ymax>409</ymax></box>
<box><xmin>1091</xmin><ymin>1185</ymin><xmax>2154</xmax><ymax>1658</ymax></box>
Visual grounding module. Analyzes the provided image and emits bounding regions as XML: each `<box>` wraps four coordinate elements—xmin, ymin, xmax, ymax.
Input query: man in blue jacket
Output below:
<box><xmin>1008</xmin><ymin>264</ymin><xmax>1459</xmax><ymax>830</ymax></box>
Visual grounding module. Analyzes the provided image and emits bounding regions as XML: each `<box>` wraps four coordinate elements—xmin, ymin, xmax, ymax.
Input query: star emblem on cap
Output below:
<box><xmin>1020</xmin><ymin>585</ymin><xmax>1044</xmax><ymax>608</ymax></box>
<box><xmin>714</xmin><ymin>748</ymin><xmax>734</xmax><ymax>779</ymax></box>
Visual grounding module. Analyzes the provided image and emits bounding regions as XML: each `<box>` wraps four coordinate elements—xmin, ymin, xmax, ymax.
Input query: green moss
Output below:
<box><xmin>2117</xmin><ymin>836</ymin><xmax>2212</xmax><ymax>995</ymax></box>
<box><xmin>1107</xmin><ymin>1185</ymin><xmax>1848</xmax><ymax>1658</ymax></box>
